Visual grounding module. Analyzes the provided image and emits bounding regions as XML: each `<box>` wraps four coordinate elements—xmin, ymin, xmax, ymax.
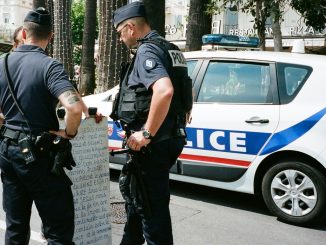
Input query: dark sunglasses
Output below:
<box><xmin>117</xmin><ymin>24</ymin><xmax>128</xmax><ymax>37</ymax></box>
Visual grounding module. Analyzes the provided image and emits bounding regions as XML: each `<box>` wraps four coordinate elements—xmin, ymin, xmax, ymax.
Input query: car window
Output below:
<box><xmin>186</xmin><ymin>60</ymin><xmax>198</xmax><ymax>77</ymax></box>
<box><xmin>277</xmin><ymin>63</ymin><xmax>312</xmax><ymax>104</ymax></box>
<box><xmin>284</xmin><ymin>67</ymin><xmax>308</xmax><ymax>95</ymax></box>
<box><xmin>197</xmin><ymin>62</ymin><xmax>272</xmax><ymax>103</ymax></box>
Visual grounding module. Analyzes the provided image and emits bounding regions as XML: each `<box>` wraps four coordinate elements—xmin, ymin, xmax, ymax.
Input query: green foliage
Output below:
<box><xmin>291</xmin><ymin>0</ymin><xmax>326</xmax><ymax>31</ymax></box>
<box><xmin>206</xmin><ymin>0</ymin><xmax>229</xmax><ymax>15</ymax></box>
<box><xmin>71</xmin><ymin>0</ymin><xmax>84</xmax><ymax>65</ymax></box>
<box><xmin>71</xmin><ymin>0</ymin><xmax>99</xmax><ymax>65</ymax></box>
<box><xmin>73</xmin><ymin>46</ymin><xmax>82</xmax><ymax>65</ymax></box>
<box><xmin>72</xmin><ymin>0</ymin><xmax>85</xmax><ymax>46</ymax></box>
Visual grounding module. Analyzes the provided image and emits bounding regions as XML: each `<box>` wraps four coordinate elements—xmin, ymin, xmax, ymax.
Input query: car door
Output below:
<box><xmin>179</xmin><ymin>59</ymin><xmax>280</xmax><ymax>182</ymax></box>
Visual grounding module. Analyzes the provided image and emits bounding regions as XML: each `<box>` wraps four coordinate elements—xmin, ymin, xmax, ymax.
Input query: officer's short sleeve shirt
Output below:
<box><xmin>0</xmin><ymin>45</ymin><xmax>75</xmax><ymax>132</ymax></box>
<box><xmin>46</xmin><ymin>59</ymin><xmax>75</xmax><ymax>97</ymax></box>
<box><xmin>128</xmin><ymin>31</ymin><xmax>170</xmax><ymax>89</ymax></box>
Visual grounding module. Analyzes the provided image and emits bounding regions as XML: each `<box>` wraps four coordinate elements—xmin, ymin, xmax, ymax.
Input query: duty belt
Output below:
<box><xmin>0</xmin><ymin>126</ymin><xmax>29</xmax><ymax>142</ymax></box>
<box><xmin>148</xmin><ymin>128</ymin><xmax>187</xmax><ymax>144</ymax></box>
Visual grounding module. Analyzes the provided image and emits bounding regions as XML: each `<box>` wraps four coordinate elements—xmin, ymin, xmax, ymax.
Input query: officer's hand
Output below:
<box><xmin>84</xmin><ymin>107</ymin><xmax>103</xmax><ymax>124</ymax></box>
<box><xmin>126</xmin><ymin>131</ymin><xmax>150</xmax><ymax>151</ymax></box>
<box><xmin>83</xmin><ymin>112</ymin><xmax>103</xmax><ymax>123</ymax></box>
<box><xmin>94</xmin><ymin>112</ymin><xmax>103</xmax><ymax>124</ymax></box>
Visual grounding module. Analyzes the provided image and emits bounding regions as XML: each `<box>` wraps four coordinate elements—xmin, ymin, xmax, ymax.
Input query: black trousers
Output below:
<box><xmin>120</xmin><ymin>137</ymin><xmax>185</xmax><ymax>245</ymax></box>
<box><xmin>0</xmin><ymin>138</ymin><xmax>75</xmax><ymax>245</ymax></box>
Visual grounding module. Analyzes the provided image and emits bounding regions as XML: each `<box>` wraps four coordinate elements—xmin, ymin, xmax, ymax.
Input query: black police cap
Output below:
<box><xmin>113</xmin><ymin>1</ymin><xmax>147</xmax><ymax>28</ymax></box>
<box><xmin>24</xmin><ymin>7</ymin><xmax>51</xmax><ymax>26</ymax></box>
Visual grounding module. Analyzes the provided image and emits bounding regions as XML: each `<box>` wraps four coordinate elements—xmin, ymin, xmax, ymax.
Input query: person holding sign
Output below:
<box><xmin>111</xmin><ymin>2</ymin><xmax>193</xmax><ymax>244</ymax></box>
<box><xmin>0</xmin><ymin>8</ymin><xmax>83</xmax><ymax>244</ymax></box>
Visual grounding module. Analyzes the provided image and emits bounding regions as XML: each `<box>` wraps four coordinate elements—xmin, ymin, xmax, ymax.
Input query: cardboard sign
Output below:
<box><xmin>66</xmin><ymin>118</ymin><xmax>111</xmax><ymax>245</ymax></box>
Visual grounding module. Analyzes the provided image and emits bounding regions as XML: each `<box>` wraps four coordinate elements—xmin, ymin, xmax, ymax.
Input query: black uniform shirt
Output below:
<box><xmin>127</xmin><ymin>31</ymin><xmax>176</xmax><ymax>136</ymax></box>
<box><xmin>0</xmin><ymin>45</ymin><xmax>75</xmax><ymax>133</ymax></box>
<box><xmin>128</xmin><ymin>30</ymin><xmax>170</xmax><ymax>89</ymax></box>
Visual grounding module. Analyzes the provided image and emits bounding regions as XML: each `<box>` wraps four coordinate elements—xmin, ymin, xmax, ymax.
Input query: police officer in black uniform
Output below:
<box><xmin>0</xmin><ymin>8</ymin><xmax>83</xmax><ymax>244</ymax></box>
<box><xmin>112</xmin><ymin>2</ymin><xmax>192</xmax><ymax>245</ymax></box>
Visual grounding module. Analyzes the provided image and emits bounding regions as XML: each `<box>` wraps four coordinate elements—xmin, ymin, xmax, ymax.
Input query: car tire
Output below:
<box><xmin>262</xmin><ymin>160</ymin><xmax>326</xmax><ymax>226</ymax></box>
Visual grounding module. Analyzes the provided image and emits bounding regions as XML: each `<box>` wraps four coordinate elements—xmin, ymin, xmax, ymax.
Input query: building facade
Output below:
<box><xmin>164</xmin><ymin>1</ymin><xmax>325</xmax><ymax>52</ymax></box>
<box><xmin>0</xmin><ymin>0</ymin><xmax>32</xmax><ymax>42</ymax></box>
<box><xmin>165</xmin><ymin>0</ymin><xmax>189</xmax><ymax>41</ymax></box>
<box><xmin>212</xmin><ymin>3</ymin><xmax>326</xmax><ymax>51</ymax></box>
<box><xmin>129</xmin><ymin>0</ymin><xmax>189</xmax><ymax>41</ymax></box>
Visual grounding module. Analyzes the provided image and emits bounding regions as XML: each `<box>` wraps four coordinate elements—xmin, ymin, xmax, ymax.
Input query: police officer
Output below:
<box><xmin>0</xmin><ymin>8</ymin><xmax>83</xmax><ymax>244</ymax></box>
<box><xmin>112</xmin><ymin>2</ymin><xmax>191</xmax><ymax>244</ymax></box>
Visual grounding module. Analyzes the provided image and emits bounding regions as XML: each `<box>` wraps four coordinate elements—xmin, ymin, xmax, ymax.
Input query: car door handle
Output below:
<box><xmin>245</xmin><ymin>118</ymin><xmax>269</xmax><ymax>124</ymax></box>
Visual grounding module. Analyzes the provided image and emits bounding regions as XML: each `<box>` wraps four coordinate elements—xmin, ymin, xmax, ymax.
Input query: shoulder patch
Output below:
<box><xmin>144</xmin><ymin>59</ymin><xmax>156</xmax><ymax>70</ymax></box>
<box><xmin>168</xmin><ymin>50</ymin><xmax>187</xmax><ymax>67</ymax></box>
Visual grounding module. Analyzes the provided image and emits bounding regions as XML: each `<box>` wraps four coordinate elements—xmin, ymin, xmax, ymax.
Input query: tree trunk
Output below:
<box><xmin>271</xmin><ymin>2</ymin><xmax>282</xmax><ymax>52</ymax></box>
<box><xmin>79</xmin><ymin>0</ymin><xmax>97</xmax><ymax>95</ymax></box>
<box><xmin>33</xmin><ymin>0</ymin><xmax>46</xmax><ymax>8</ymax></box>
<box><xmin>272</xmin><ymin>20</ymin><xmax>282</xmax><ymax>51</ymax></box>
<box><xmin>45</xmin><ymin>0</ymin><xmax>54</xmax><ymax>56</ymax></box>
<box><xmin>96</xmin><ymin>0</ymin><xmax>110</xmax><ymax>93</ymax></box>
<box><xmin>186</xmin><ymin>0</ymin><xmax>212</xmax><ymax>51</ymax></box>
<box><xmin>255</xmin><ymin>0</ymin><xmax>266</xmax><ymax>50</ymax></box>
<box><xmin>96</xmin><ymin>0</ymin><xmax>128</xmax><ymax>93</ymax></box>
<box><xmin>143</xmin><ymin>0</ymin><xmax>165</xmax><ymax>37</ymax></box>
<box><xmin>53</xmin><ymin>0</ymin><xmax>74</xmax><ymax>80</ymax></box>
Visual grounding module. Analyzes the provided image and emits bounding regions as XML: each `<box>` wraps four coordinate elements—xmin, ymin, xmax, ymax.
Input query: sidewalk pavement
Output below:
<box><xmin>0</xmin><ymin>172</ymin><xmax>136</xmax><ymax>245</ymax></box>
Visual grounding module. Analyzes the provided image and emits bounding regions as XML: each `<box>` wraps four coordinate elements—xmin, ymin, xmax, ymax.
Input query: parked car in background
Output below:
<box><xmin>83</xmin><ymin>42</ymin><xmax>326</xmax><ymax>226</ymax></box>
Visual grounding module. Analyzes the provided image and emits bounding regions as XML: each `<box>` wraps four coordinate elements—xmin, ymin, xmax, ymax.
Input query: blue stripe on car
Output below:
<box><xmin>260</xmin><ymin>107</ymin><xmax>326</xmax><ymax>155</ymax></box>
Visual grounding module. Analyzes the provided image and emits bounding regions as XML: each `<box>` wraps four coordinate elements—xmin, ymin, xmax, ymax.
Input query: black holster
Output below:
<box><xmin>119</xmin><ymin>161</ymin><xmax>132</xmax><ymax>204</ymax></box>
<box><xmin>34</xmin><ymin>133</ymin><xmax>76</xmax><ymax>176</ymax></box>
<box><xmin>118</xmin><ymin>152</ymin><xmax>152</xmax><ymax>218</ymax></box>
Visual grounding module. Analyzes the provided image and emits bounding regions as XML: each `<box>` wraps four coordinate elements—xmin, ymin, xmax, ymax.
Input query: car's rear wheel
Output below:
<box><xmin>262</xmin><ymin>160</ymin><xmax>326</xmax><ymax>226</ymax></box>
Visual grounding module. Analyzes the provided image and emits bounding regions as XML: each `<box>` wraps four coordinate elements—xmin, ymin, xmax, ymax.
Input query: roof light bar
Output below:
<box><xmin>202</xmin><ymin>34</ymin><xmax>260</xmax><ymax>48</ymax></box>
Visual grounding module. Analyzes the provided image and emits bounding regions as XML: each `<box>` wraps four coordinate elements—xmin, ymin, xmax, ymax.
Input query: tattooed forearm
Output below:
<box><xmin>63</xmin><ymin>90</ymin><xmax>80</xmax><ymax>104</ymax></box>
<box><xmin>63</xmin><ymin>90</ymin><xmax>77</xmax><ymax>98</ymax></box>
<box><xmin>68</xmin><ymin>96</ymin><xmax>80</xmax><ymax>104</ymax></box>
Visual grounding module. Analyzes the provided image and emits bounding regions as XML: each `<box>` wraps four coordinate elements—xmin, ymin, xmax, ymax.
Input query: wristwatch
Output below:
<box><xmin>142</xmin><ymin>130</ymin><xmax>154</xmax><ymax>140</ymax></box>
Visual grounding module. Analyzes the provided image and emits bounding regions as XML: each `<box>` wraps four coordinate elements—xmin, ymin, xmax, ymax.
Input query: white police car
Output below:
<box><xmin>83</xmin><ymin>36</ymin><xmax>326</xmax><ymax>226</ymax></box>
